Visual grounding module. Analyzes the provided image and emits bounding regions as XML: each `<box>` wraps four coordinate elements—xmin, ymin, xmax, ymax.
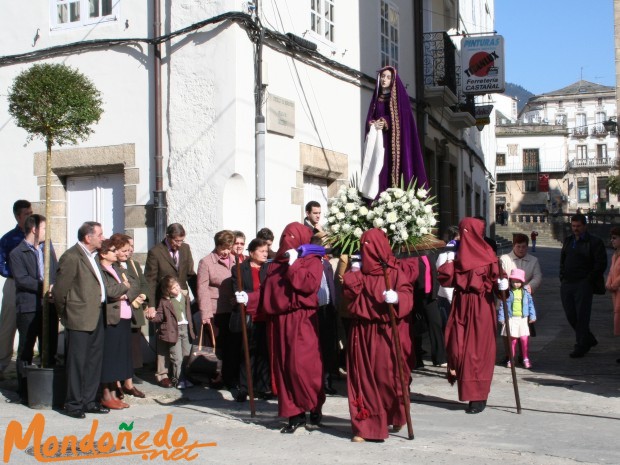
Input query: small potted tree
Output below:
<box><xmin>7</xmin><ymin>63</ymin><xmax>103</xmax><ymax>408</ymax></box>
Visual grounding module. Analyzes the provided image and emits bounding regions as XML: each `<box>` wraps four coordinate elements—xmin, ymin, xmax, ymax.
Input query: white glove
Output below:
<box><xmin>497</xmin><ymin>278</ymin><xmax>509</xmax><ymax>291</ymax></box>
<box><xmin>351</xmin><ymin>261</ymin><xmax>361</xmax><ymax>272</ymax></box>
<box><xmin>446</xmin><ymin>251</ymin><xmax>455</xmax><ymax>261</ymax></box>
<box><xmin>286</xmin><ymin>248</ymin><xmax>298</xmax><ymax>266</ymax></box>
<box><xmin>235</xmin><ymin>291</ymin><xmax>249</xmax><ymax>305</ymax></box>
<box><xmin>383</xmin><ymin>289</ymin><xmax>399</xmax><ymax>304</ymax></box>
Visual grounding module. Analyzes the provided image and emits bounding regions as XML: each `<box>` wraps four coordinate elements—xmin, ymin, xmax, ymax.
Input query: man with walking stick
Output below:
<box><xmin>342</xmin><ymin>228</ymin><xmax>416</xmax><ymax>442</ymax></box>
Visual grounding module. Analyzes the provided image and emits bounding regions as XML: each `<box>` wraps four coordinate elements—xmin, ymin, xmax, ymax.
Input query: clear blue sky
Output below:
<box><xmin>495</xmin><ymin>1</ymin><xmax>615</xmax><ymax>95</ymax></box>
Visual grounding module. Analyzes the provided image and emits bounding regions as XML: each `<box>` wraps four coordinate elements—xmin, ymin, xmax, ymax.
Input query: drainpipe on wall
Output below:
<box><xmin>255</xmin><ymin>2</ymin><xmax>266</xmax><ymax>231</ymax></box>
<box><xmin>153</xmin><ymin>0</ymin><xmax>167</xmax><ymax>243</ymax></box>
<box><xmin>413</xmin><ymin>0</ymin><xmax>426</xmax><ymax>172</ymax></box>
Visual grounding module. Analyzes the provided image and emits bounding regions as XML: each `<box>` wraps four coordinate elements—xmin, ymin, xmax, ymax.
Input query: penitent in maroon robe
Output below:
<box><xmin>342</xmin><ymin>229</ymin><xmax>416</xmax><ymax>440</ymax></box>
<box><xmin>437</xmin><ymin>217</ymin><xmax>499</xmax><ymax>402</ymax></box>
<box><xmin>261</xmin><ymin>223</ymin><xmax>325</xmax><ymax>418</ymax></box>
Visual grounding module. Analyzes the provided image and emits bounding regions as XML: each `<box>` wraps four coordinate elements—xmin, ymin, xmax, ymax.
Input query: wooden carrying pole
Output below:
<box><xmin>235</xmin><ymin>254</ymin><xmax>256</xmax><ymax>417</ymax></box>
<box><xmin>381</xmin><ymin>263</ymin><xmax>414</xmax><ymax>439</ymax></box>
<box><xmin>497</xmin><ymin>258</ymin><xmax>522</xmax><ymax>414</ymax></box>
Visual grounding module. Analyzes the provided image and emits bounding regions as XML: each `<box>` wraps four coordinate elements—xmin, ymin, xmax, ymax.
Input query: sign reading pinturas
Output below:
<box><xmin>461</xmin><ymin>35</ymin><xmax>505</xmax><ymax>95</ymax></box>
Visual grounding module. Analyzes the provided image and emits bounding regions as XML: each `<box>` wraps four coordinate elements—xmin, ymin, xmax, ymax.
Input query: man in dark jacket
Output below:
<box><xmin>9</xmin><ymin>214</ymin><xmax>57</xmax><ymax>402</ymax></box>
<box><xmin>144</xmin><ymin>223</ymin><xmax>197</xmax><ymax>388</ymax></box>
<box><xmin>314</xmin><ymin>236</ymin><xmax>339</xmax><ymax>395</ymax></box>
<box><xmin>560</xmin><ymin>214</ymin><xmax>607</xmax><ymax>358</ymax></box>
<box><xmin>412</xmin><ymin>253</ymin><xmax>446</xmax><ymax>368</ymax></box>
<box><xmin>53</xmin><ymin>222</ymin><xmax>107</xmax><ymax>418</ymax></box>
<box><xmin>0</xmin><ymin>200</ymin><xmax>32</xmax><ymax>380</ymax></box>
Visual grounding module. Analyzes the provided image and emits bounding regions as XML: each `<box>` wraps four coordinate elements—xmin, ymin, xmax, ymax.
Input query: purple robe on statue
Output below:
<box><xmin>364</xmin><ymin>66</ymin><xmax>427</xmax><ymax>196</ymax></box>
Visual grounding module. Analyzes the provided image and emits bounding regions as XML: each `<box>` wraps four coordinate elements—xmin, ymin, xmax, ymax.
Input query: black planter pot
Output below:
<box><xmin>26</xmin><ymin>365</ymin><xmax>66</xmax><ymax>409</ymax></box>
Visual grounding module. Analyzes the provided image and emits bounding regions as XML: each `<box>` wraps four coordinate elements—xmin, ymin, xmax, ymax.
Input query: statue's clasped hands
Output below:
<box><xmin>371</xmin><ymin>117</ymin><xmax>388</xmax><ymax>131</ymax></box>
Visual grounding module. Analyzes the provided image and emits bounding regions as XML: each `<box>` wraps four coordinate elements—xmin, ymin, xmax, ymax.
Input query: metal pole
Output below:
<box><xmin>254</xmin><ymin>0</ymin><xmax>266</xmax><ymax>232</ymax></box>
<box><xmin>256</xmin><ymin>115</ymin><xmax>266</xmax><ymax>230</ymax></box>
<box><xmin>497</xmin><ymin>259</ymin><xmax>523</xmax><ymax>414</ymax></box>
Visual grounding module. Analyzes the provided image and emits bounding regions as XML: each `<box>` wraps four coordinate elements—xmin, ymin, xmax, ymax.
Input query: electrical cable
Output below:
<box><xmin>0</xmin><ymin>12</ymin><xmax>255</xmax><ymax>66</ymax></box>
<box><xmin>274</xmin><ymin>0</ymin><xmax>334</xmax><ymax>154</ymax></box>
<box><xmin>2</xmin><ymin>10</ymin><xmax>496</xmax><ymax>177</ymax></box>
<box><xmin>0</xmin><ymin>10</ymin><xmax>376</xmax><ymax>93</ymax></box>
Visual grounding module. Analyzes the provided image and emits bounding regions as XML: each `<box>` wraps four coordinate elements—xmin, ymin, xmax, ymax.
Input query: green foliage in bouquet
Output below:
<box><xmin>325</xmin><ymin>177</ymin><xmax>438</xmax><ymax>255</ymax></box>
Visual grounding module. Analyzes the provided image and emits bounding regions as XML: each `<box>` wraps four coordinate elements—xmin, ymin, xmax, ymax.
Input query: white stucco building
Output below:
<box><xmin>0</xmin><ymin>0</ymin><xmax>497</xmax><ymax>263</ymax></box>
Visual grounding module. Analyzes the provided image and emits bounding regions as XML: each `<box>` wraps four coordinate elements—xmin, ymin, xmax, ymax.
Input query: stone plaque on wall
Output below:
<box><xmin>267</xmin><ymin>94</ymin><xmax>295</xmax><ymax>137</ymax></box>
<box><xmin>507</xmin><ymin>144</ymin><xmax>518</xmax><ymax>157</ymax></box>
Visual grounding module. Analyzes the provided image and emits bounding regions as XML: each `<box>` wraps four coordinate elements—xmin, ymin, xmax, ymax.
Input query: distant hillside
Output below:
<box><xmin>504</xmin><ymin>83</ymin><xmax>534</xmax><ymax>113</ymax></box>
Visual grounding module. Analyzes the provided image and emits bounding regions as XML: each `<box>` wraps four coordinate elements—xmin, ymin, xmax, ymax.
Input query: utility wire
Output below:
<box><xmin>2</xmin><ymin>10</ymin><xmax>496</xmax><ymax>175</ymax></box>
<box><xmin>273</xmin><ymin>0</ymin><xmax>333</xmax><ymax>156</ymax></box>
<box><xmin>0</xmin><ymin>11</ymin><xmax>376</xmax><ymax>92</ymax></box>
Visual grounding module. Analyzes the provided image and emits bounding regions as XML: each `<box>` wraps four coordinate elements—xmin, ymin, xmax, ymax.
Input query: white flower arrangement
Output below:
<box><xmin>324</xmin><ymin>183</ymin><xmax>368</xmax><ymax>254</ymax></box>
<box><xmin>325</xmin><ymin>178</ymin><xmax>438</xmax><ymax>255</ymax></box>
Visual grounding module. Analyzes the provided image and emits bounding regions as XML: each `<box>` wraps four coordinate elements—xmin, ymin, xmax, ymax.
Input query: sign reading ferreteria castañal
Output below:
<box><xmin>460</xmin><ymin>35</ymin><xmax>505</xmax><ymax>95</ymax></box>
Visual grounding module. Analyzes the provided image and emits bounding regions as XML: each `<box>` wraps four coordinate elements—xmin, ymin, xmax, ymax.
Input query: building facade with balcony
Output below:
<box><xmin>496</xmin><ymin>80</ymin><xmax>618</xmax><ymax>217</ymax></box>
<box><xmin>422</xmin><ymin>0</ymin><xmax>497</xmax><ymax>233</ymax></box>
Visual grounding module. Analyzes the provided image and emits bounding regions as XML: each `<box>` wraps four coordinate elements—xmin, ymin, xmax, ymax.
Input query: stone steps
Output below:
<box><xmin>495</xmin><ymin>232</ymin><xmax>563</xmax><ymax>249</ymax></box>
<box><xmin>493</xmin><ymin>223</ymin><xmax>564</xmax><ymax>251</ymax></box>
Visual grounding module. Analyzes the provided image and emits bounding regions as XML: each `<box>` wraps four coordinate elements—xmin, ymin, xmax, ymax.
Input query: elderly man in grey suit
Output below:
<box><xmin>144</xmin><ymin>223</ymin><xmax>197</xmax><ymax>388</ymax></box>
<box><xmin>53</xmin><ymin>222</ymin><xmax>108</xmax><ymax>418</ymax></box>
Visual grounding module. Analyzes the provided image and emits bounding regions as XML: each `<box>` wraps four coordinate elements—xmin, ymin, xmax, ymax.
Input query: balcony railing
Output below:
<box><xmin>423</xmin><ymin>32</ymin><xmax>457</xmax><ymax>95</ymax></box>
<box><xmin>571</xmin><ymin>127</ymin><xmax>589</xmax><ymax>138</ymax></box>
<box><xmin>591</xmin><ymin>126</ymin><xmax>608</xmax><ymax>137</ymax></box>
<box><xmin>496</xmin><ymin>160</ymin><xmax>567</xmax><ymax>174</ymax></box>
<box><xmin>568</xmin><ymin>157</ymin><xmax>616</xmax><ymax>169</ymax></box>
<box><xmin>496</xmin><ymin>123</ymin><xmax>568</xmax><ymax>136</ymax></box>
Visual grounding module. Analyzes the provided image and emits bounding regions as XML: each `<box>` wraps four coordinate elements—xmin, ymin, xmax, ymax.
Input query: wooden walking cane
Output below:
<box><xmin>497</xmin><ymin>258</ymin><xmax>522</xmax><ymax>414</ymax></box>
<box><xmin>235</xmin><ymin>254</ymin><xmax>256</xmax><ymax>417</ymax></box>
<box><xmin>381</xmin><ymin>261</ymin><xmax>414</xmax><ymax>440</ymax></box>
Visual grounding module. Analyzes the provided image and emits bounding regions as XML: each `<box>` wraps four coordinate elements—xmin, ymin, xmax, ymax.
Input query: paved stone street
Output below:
<box><xmin>1</xmin><ymin>245</ymin><xmax>619</xmax><ymax>464</ymax></box>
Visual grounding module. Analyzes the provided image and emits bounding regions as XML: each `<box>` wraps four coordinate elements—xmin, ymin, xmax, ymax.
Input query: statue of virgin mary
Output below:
<box><xmin>360</xmin><ymin>66</ymin><xmax>427</xmax><ymax>199</ymax></box>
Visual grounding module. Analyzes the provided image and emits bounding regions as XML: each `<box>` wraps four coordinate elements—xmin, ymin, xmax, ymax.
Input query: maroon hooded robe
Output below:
<box><xmin>343</xmin><ymin>229</ymin><xmax>416</xmax><ymax>440</ymax></box>
<box><xmin>438</xmin><ymin>217</ymin><xmax>499</xmax><ymax>402</ymax></box>
<box><xmin>261</xmin><ymin>222</ymin><xmax>325</xmax><ymax>418</ymax></box>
